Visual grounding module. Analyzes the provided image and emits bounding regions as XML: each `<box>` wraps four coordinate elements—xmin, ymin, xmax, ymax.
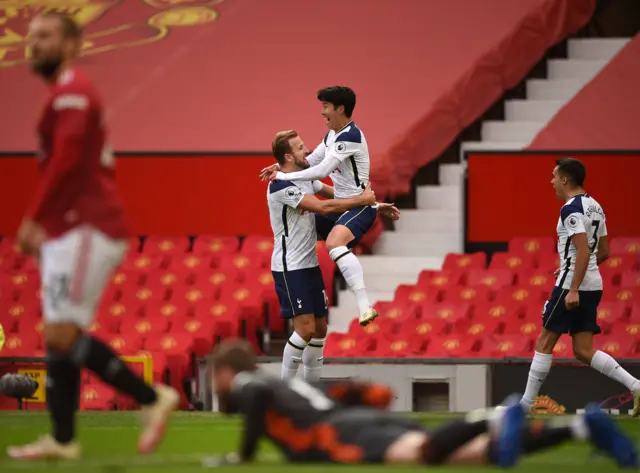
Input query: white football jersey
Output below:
<box><xmin>268</xmin><ymin>179</ymin><xmax>323</xmax><ymax>272</ymax></box>
<box><xmin>306</xmin><ymin>121</ymin><xmax>369</xmax><ymax>199</ymax></box>
<box><xmin>555</xmin><ymin>193</ymin><xmax>607</xmax><ymax>291</ymax></box>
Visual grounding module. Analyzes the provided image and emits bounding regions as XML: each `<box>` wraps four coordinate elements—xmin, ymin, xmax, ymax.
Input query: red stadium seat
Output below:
<box><xmin>441</xmin><ymin>286</ymin><xmax>491</xmax><ymax>305</ymax></box>
<box><xmin>175</xmin><ymin>318</ymin><xmax>217</xmax><ymax>357</ymax></box>
<box><xmin>217</xmin><ymin>254</ymin><xmax>266</xmax><ymax>277</ymax></box>
<box><xmin>110</xmin><ymin>269</ymin><xmax>144</xmax><ymax>290</ymax></box>
<box><xmin>348</xmin><ymin>317</ymin><xmax>396</xmax><ymax>339</ymax></box>
<box><xmin>143</xmin><ymin>236</ymin><xmax>190</xmax><ymax>255</ymax></box>
<box><xmin>16</xmin><ymin>319</ymin><xmax>45</xmax><ymax>342</ymax></box>
<box><xmin>80</xmin><ymin>381</ymin><xmax>116</xmax><ymax>411</ymax></box>
<box><xmin>120</xmin><ymin>286</ymin><xmax>168</xmax><ymax>307</ymax></box>
<box><xmin>503</xmin><ymin>318</ymin><xmax>540</xmax><ymax>338</ymax></box>
<box><xmin>477</xmin><ymin>335</ymin><xmax>531</xmax><ymax>358</ymax></box>
<box><xmin>420</xmin><ymin>302</ymin><xmax>471</xmax><ymax>324</ymax></box>
<box><xmin>610</xmin><ymin>238</ymin><xmax>640</xmax><ymax>256</ymax></box>
<box><xmin>426</xmin><ymin>335</ymin><xmax>476</xmax><ymax>357</ymax></box>
<box><xmin>103</xmin><ymin>334</ymin><xmax>144</xmax><ymax>355</ymax></box>
<box><xmin>0</xmin><ymin>237</ymin><xmax>18</xmax><ymax>255</ymax></box>
<box><xmin>120</xmin><ymin>254</ymin><xmax>166</xmax><ymax>272</ymax></box>
<box><xmin>373</xmin><ymin>301</ymin><xmax>420</xmax><ymax>323</ymax></box>
<box><xmin>218</xmin><ymin>285</ymin><xmax>264</xmax><ymax>325</ymax></box>
<box><xmin>595</xmin><ymin>336</ymin><xmax>637</xmax><ymax>357</ymax></box>
<box><xmin>97</xmin><ymin>300</ymin><xmax>142</xmax><ymax>333</ymax></box>
<box><xmin>193</xmin><ymin>300</ymin><xmax>243</xmax><ymax>339</ymax></box>
<box><xmin>472</xmin><ymin>300</ymin><xmax>523</xmax><ymax>322</ymax></box>
<box><xmin>242</xmin><ymin>235</ymin><xmax>274</xmax><ymax>257</ymax></box>
<box><xmin>515</xmin><ymin>270</ymin><xmax>555</xmax><ymax>289</ymax></box>
<box><xmin>620</xmin><ymin>271</ymin><xmax>640</xmax><ymax>289</ymax></box>
<box><xmin>244</xmin><ymin>269</ymin><xmax>283</xmax><ymax>333</ymax></box>
<box><xmin>193</xmin><ymin>268</ymin><xmax>242</xmax><ymax>291</ymax></box>
<box><xmin>596</xmin><ymin>301</ymin><xmax>627</xmax><ymax>333</ymax></box>
<box><xmin>374</xmin><ymin>337</ymin><xmax>422</xmax><ymax>357</ymax></box>
<box><xmin>551</xmin><ymin>338</ymin><xmax>573</xmax><ymax>358</ymax></box>
<box><xmin>393</xmin><ymin>284</ymin><xmax>439</xmax><ymax>306</ymax></box>
<box><xmin>145</xmin><ymin>269</ymin><xmax>192</xmax><ymax>293</ymax></box>
<box><xmin>192</xmin><ymin>236</ymin><xmax>240</xmax><ymax>258</ymax></box>
<box><xmin>168</xmin><ymin>286</ymin><xmax>216</xmax><ymax>311</ymax></box>
<box><xmin>119</xmin><ymin>317</ymin><xmax>170</xmax><ymax>336</ymax></box>
<box><xmin>605</xmin><ymin>287</ymin><xmax>640</xmax><ymax>307</ymax></box>
<box><xmin>537</xmin><ymin>253</ymin><xmax>561</xmax><ymax>272</ymax></box>
<box><xmin>495</xmin><ymin>286</ymin><xmax>547</xmax><ymax>306</ymax></box>
<box><xmin>601</xmin><ymin>254</ymin><xmax>638</xmax><ymax>275</ymax></box>
<box><xmin>168</xmin><ymin>254</ymin><xmax>214</xmax><ymax>273</ymax></box>
<box><xmin>1</xmin><ymin>333</ymin><xmax>40</xmax><ymax>356</ymax></box>
<box><xmin>466</xmin><ymin>269</ymin><xmax>514</xmax><ymax>290</ymax></box>
<box><xmin>142</xmin><ymin>299</ymin><xmax>189</xmax><ymax>322</ymax></box>
<box><xmin>442</xmin><ymin>252</ymin><xmax>487</xmax><ymax>271</ymax></box>
<box><xmin>509</xmin><ymin>237</ymin><xmax>556</xmax><ymax>256</ymax></box>
<box><xmin>416</xmin><ymin>270</ymin><xmax>464</xmax><ymax>290</ymax></box>
<box><xmin>324</xmin><ymin>333</ymin><xmax>368</xmax><ymax>357</ymax></box>
<box><xmin>611</xmin><ymin>321</ymin><xmax>640</xmax><ymax>338</ymax></box>
<box><xmin>0</xmin><ymin>298</ymin><xmax>40</xmax><ymax>332</ymax></box>
<box><xmin>489</xmin><ymin>252</ymin><xmax>535</xmax><ymax>271</ymax></box>
<box><xmin>456</xmin><ymin>318</ymin><xmax>502</xmax><ymax>339</ymax></box>
<box><xmin>401</xmin><ymin>318</ymin><xmax>450</xmax><ymax>339</ymax></box>
<box><xmin>629</xmin><ymin>304</ymin><xmax>640</xmax><ymax>322</ymax></box>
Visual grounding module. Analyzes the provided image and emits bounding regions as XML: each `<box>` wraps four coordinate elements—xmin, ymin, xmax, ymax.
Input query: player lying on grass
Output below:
<box><xmin>204</xmin><ymin>340</ymin><xmax>638</xmax><ymax>468</ymax></box>
<box><xmin>268</xmin><ymin>130</ymin><xmax>399</xmax><ymax>382</ymax></box>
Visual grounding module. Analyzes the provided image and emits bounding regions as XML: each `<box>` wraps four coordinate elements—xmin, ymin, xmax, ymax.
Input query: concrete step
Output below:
<box><xmin>567</xmin><ymin>38</ymin><xmax>629</xmax><ymax>61</ymax></box>
<box><xmin>393</xmin><ymin>209</ymin><xmax>461</xmax><ymax>233</ymax></box>
<box><xmin>481</xmin><ymin>121</ymin><xmax>545</xmax><ymax>143</ymax></box>
<box><xmin>547</xmin><ymin>59</ymin><xmax>606</xmax><ymax>80</ymax></box>
<box><xmin>526</xmin><ymin>79</ymin><xmax>586</xmax><ymax>101</ymax></box>
<box><xmin>365</xmin><ymin>273</ymin><xmax>420</xmax><ymax>292</ymax></box>
<box><xmin>374</xmin><ymin>231</ymin><xmax>462</xmax><ymax>256</ymax></box>
<box><xmin>440</xmin><ymin>163</ymin><xmax>464</xmax><ymax>186</ymax></box>
<box><xmin>416</xmin><ymin>185</ymin><xmax>461</xmax><ymax>210</ymax></box>
<box><xmin>356</xmin><ymin>255</ymin><xmax>445</xmax><ymax>275</ymax></box>
<box><xmin>505</xmin><ymin>100</ymin><xmax>565</xmax><ymax>122</ymax></box>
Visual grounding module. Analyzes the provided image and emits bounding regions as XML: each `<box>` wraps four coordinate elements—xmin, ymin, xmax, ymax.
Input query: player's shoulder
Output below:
<box><xmin>335</xmin><ymin>122</ymin><xmax>363</xmax><ymax>144</ymax></box>
<box><xmin>269</xmin><ymin>180</ymin><xmax>297</xmax><ymax>194</ymax></box>
<box><xmin>50</xmin><ymin>68</ymin><xmax>101</xmax><ymax>107</ymax></box>
<box><xmin>560</xmin><ymin>194</ymin><xmax>586</xmax><ymax>217</ymax></box>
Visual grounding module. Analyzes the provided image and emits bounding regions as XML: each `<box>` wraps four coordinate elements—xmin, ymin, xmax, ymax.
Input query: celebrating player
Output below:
<box><xmin>520</xmin><ymin>158</ymin><xmax>640</xmax><ymax>416</ymax></box>
<box><xmin>7</xmin><ymin>13</ymin><xmax>178</xmax><ymax>461</ymax></box>
<box><xmin>261</xmin><ymin>87</ymin><xmax>381</xmax><ymax>326</ymax></box>
<box><xmin>204</xmin><ymin>339</ymin><xmax>638</xmax><ymax>468</ymax></box>
<box><xmin>269</xmin><ymin>131</ymin><xmax>398</xmax><ymax>381</ymax></box>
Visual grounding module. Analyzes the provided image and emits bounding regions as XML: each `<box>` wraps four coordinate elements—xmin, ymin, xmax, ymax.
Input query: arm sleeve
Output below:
<box><xmin>231</xmin><ymin>373</ymin><xmax>272</xmax><ymax>462</ymax></box>
<box><xmin>560</xmin><ymin>206</ymin><xmax>587</xmax><ymax>237</ymax></box>
<box><xmin>327</xmin><ymin>140</ymin><xmax>363</xmax><ymax>163</ymax></box>
<box><xmin>25</xmin><ymin>92</ymin><xmax>92</xmax><ymax>221</ymax></box>
<box><xmin>275</xmin><ymin>154</ymin><xmax>341</xmax><ymax>182</ymax></box>
<box><xmin>269</xmin><ymin>181</ymin><xmax>306</xmax><ymax>209</ymax></box>
<box><xmin>312</xmin><ymin>180</ymin><xmax>324</xmax><ymax>194</ymax></box>
<box><xmin>306</xmin><ymin>141</ymin><xmax>327</xmax><ymax>167</ymax></box>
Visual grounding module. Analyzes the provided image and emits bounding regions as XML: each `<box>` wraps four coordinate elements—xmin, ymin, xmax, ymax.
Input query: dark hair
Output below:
<box><xmin>317</xmin><ymin>86</ymin><xmax>356</xmax><ymax>118</ymax></box>
<box><xmin>41</xmin><ymin>11</ymin><xmax>83</xmax><ymax>40</ymax></box>
<box><xmin>209</xmin><ymin>339</ymin><xmax>257</xmax><ymax>374</ymax></box>
<box><xmin>271</xmin><ymin>130</ymin><xmax>298</xmax><ymax>165</ymax></box>
<box><xmin>556</xmin><ymin>157</ymin><xmax>586</xmax><ymax>187</ymax></box>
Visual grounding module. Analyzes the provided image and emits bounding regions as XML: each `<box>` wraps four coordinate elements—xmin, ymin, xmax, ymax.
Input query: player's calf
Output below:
<box><xmin>282</xmin><ymin>314</ymin><xmax>315</xmax><ymax>379</ymax></box>
<box><xmin>301</xmin><ymin>317</ymin><xmax>327</xmax><ymax>382</ymax></box>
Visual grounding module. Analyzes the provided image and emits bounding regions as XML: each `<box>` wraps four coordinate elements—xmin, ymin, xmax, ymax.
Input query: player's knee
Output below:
<box><xmin>572</xmin><ymin>345</ymin><xmax>595</xmax><ymax>364</ymax></box>
<box><xmin>293</xmin><ymin>316</ymin><xmax>316</xmax><ymax>342</ymax></box>
<box><xmin>535</xmin><ymin>330</ymin><xmax>558</xmax><ymax>354</ymax></box>
<box><xmin>44</xmin><ymin>323</ymin><xmax>82</xmax><ymax>354</ymax></box>
<box><xmin>314</xmin><ymin>319</ymin><xmax>328</xmax><ymax>339</ymax></box>
<box><xmin>326</xmin><ymin>225</ymin><xmax>353</xmax><ymax>251</ymax></box>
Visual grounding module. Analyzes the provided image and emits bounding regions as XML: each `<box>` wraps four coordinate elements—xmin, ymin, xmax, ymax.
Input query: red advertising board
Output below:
<box><xmin>465</xmin><ymin>151</ymin><xmax>640</xmax><ymax>244</ymax></box>
<box><xmin>0</xmin><ymin>154</ymin><xmax>275</xmax><ymax>236</ymax></box>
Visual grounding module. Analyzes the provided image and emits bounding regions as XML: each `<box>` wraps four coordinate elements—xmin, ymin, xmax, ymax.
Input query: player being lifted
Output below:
<box><xmin>203</xmin><ymin>340</ymin><xmax>638</xmax><ymax>468</ymax></box>
<box><xmin>520</xmin><ymin>158</ymin><xmax>640</xmax><ymax>416</ymax></box>
<box><xmin>8</xmin><ymin>13</ymin><xmax>178</xmax><ymax>461</ymax></box>
<box><xmin>261</xmin><ymin>87</ymin><xmax>381</xmax><ymax>326</ymax></box>
<box><xmin>269</xmin><ymin>131</ymin><xmax>399</xmax><ymax>381</ymax></box>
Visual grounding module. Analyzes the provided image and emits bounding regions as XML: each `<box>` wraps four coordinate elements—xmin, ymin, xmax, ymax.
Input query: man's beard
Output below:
<box><xmin>31</xmin><ymin>55</ymin><xmax>63</xmax><ymax>80</ymax></box>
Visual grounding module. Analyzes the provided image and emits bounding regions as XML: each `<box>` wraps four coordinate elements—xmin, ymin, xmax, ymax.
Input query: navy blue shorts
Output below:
<box><xmin>542</xmin><ymin>286</ymin><xmax>602</xmax><ymax>335</ymax></box>
<box><xmin>315</xmin><ymin>205</ymin><xmax>377</xmax><ymax>248</ymax></box>
<box><xmin>272</xmin><ymin>266</ymin><xmax>328</xmax><ymax>319</ymax></box>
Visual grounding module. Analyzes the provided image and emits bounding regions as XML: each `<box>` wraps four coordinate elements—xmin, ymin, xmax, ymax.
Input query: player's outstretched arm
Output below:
<box><xmin>298</xmin><ymin>183</ymin><xmax>376</xmax><ymax>215</ymax></box>
<box><xmin>275</xmin><ymin>154</ymin><xmax>340</xmax><ymax>182</ymax></box>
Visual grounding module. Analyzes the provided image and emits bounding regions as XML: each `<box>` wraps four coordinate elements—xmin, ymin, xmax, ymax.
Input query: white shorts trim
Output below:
<box><xmin>41</xmin><ymin>226</ymin><xmax>127</xmax><ymax>328</ymax></box>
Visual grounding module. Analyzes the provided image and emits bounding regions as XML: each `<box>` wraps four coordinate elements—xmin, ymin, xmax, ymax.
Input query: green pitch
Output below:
<box><xmin>0</xmin><ymin>411</ymin><xmax>638</xmax><ymax>473</ymax></box>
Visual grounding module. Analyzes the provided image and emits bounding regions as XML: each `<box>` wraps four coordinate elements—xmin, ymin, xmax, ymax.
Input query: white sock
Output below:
<box><xmin>521</xmin><ymin>351</ymin><xmax>553</xmax><ymax>407</ymax></box>
<box><xmin>590</xmin><ymin>350</ymin><xmax>640</xmax><ymax>391</ymax></box>
<box><xmin>281</xmin><ymin>331</ymin><xmax>307</xmax><ymax>379</ymax></box>
<box><xmin>302</xmin><ymin>337</ymin><xmax>325</xmax><ymax>382</ymax></box>
<box><xmin>329</xmin><ymin>246</ymin><xmax>371</xmax><ymax>316</ymax></box>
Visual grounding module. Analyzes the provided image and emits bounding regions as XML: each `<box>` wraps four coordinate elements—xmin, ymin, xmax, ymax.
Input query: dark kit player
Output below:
<box><xmin>520</xmin><ymin>158</ymin><xmax>640</xmax><ymax>416</ymax></box>
<box><xmin>8</xmin><ymin>12</ymin><xmax>177</xmax><ymax>461</ymax></box>
<box><xmin>204</xmin><ymin>340</ymin><xmax>637</xmax><ymax>468</ymax></box>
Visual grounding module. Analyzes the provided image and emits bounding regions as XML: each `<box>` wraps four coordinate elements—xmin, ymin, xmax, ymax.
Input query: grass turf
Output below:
<box><xmin>0</xmin><ymin>411</ymin><xmax>638</xmax><ymax>472</ymax></box>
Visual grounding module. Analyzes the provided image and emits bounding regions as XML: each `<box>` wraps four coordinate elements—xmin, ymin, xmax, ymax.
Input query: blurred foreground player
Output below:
<box><xmin>205</xmin><ymin>340</ymin><xmax>637</xmax><ymax>468</ymax></box>
<box><xmin>8</xmin><ymin>13</ymin><xmax>178</xmax><ymax>461</ymax></box>
<box><xmin>520</xmin><ymin>158</ymin><xmax>640</xmax><ymax>417</ymax></box>
<box><xmin>269</xmin><ymin>131</ymin><xmax>398</xmax><ymax>381</ymax></box>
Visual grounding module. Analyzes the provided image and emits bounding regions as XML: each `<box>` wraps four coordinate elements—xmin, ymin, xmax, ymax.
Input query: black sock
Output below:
<box><xmin>70</xmin><ymin>335</ymin><xmax>157</xmax><ymax>405</ymax></box>
<box><xmin>422</xmin><ymin>420</ymin><xmax>489</xmax><ymax>464</ymax></box>
<box><xmin>47</xmin><ymin>350</ymin><xmax>80</xmax><ymax>445</ymax></box>
<box><xmin>522</xmin><ymin>421</ymin><xmax>574</xmax><ymax>454</ymax></box>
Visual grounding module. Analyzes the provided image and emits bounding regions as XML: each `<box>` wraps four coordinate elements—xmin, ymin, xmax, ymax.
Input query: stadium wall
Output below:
<box><xmin>199</xmin><ymin>358</ymin><xmax>640</xmax><ymax>415</ymax></box>
<box><xmin>464</xmin><ymin>150</ymin><xmax>640</xmax><ymax>254</ymax></box>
